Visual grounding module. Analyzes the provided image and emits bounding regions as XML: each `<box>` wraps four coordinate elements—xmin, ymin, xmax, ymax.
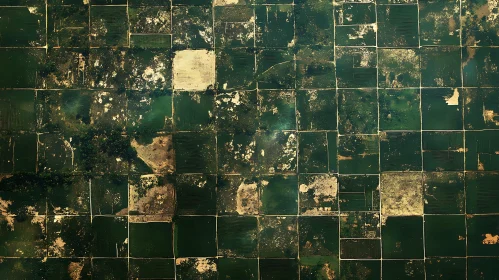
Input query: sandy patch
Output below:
<box><xmin>173</xmin><ymin>50</ymin><xmax>215</xmax><ymax>91</ymax></box>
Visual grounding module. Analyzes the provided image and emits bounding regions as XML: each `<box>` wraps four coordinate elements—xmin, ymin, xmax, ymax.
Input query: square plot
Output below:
<box><xmin>338</xmin><ymin>135</ymin><xmax>379</xmax><ymax>174</ymax></box>
<box><xmin>299</xmin><ymin>216</ymin><xmax>339</xmax><ymax>257</ymax></box>
<box><xmin>92</xmin><ymin>259</ymin><xmax>128</xmax><ymax>280</ymax></box>
<box><xmin>258</xmin><ymin>90</ymin><xmax>296</xmax><ymax>130</ymax></box>
<box><xmin>130</xmin><ymin>259</ymin><xmax>175</xmax><ymax>280</ymax></box>
<box><xmin>217</xmin><ymin>132</ymin><xmax>257</xmax><ymax>174</ymax></box>
<box><xmin>462</xmin><ymin>1</ymin><xmax>499</xmax><ymax>46</ymax></box>
<box><xmin>214</xmin><ymin>6</ymin><xmax>254</xmax><ymax>48</ymax></box>
<box><xmin>0</xmin><ymin>216</ymin><xmax>46</xmax><ymax>257</ymax></box>
<box><xmin>300</xmin><ymin>256</ymin><xmax>339</xmax><ymax>280</ymax></box>
<box><xmin>340</xmin><ymin>239</ymin><xmax>381</xmax><ymax>259</ymax></box>
<box><xmin>71</xmin><ymin>131</ymin><xmax>130</xmax><ymax>174</ymax></box>
<box><xmin>425</xmin><ymin>258</ymin><xmax>466</xmax><ymax>280</ymax></box>
<box><xmin>340</xmin><ymin>260</ymin><xmax>380</xmax><ymax>280</ymax></box>
<box><xmin>48</xmin><ymin>4</ymin><xmax>89</xmax><ymax>47</ymax></box>
<box><xmin>421</xmin><ymin>46</ymin><xmax>461</xmax><ymax>87</ymax></box>
<box><xmin>0</xmin><ymin>258</ymin><xmax>62</xmax><ymax>280</ymax></box>
<box><xmin>260</xmin><ymin>259</ymin><xmax>298</xmax><ymax>280</ymax></box>
<box><xmin>89</xmin><ymin>91</ymin><xmax>127</xmax><ymax>130</ymax></box>
<box><xmin>381</xmin><ymin>172</ymin><xmax>423</xmax><ymax>218</ymax></box>
<box><xmin>47</xmin><ymin>175</ymin><xmax>89</xmax><ymax>215</ymax></box>
<box><xmin>176</xmin><ymin>174</ymin><xmax>216</xmax><ymax>215</ymax></box>
<box><xmin>296</xmin><ymin>46</ymin><xmax>336</xmax><ymax>89</ymax></box>
<box><xmin>13</xmin><ymin>134</ymin><xmax>37</xmax><ymax>173</ymax></box>
<box><xmin>91</xmin><ymin>216</ymin><xmax>128</xmax><ymax>257</ymax></box>
<box><xmin>259</xmin><ymin>175</ymin><xmax>298</xmax><ymax>215</ymax></box>
<box><xmin>334</xmin><ymin>2</ymin><xmax>376</xmax><ymax>25</ymax></box>
<box><xmin>423</xmin><ymin>172</ymin><xmax>465</xmax><ymax>214</ymax></box>
<box><xmin>422</xmin><ymin>88</ymin><xmax>463</xmax><ymax>130</ymax></box>
<box><xmin>258</xmin><ymin>216</ymin><xmax>298</xmax><ymax>258</ymax></box>
<box><xmin>217</xmin><ymin>132</ymin><xmax>256</xmax><ymax>174</ymax></box>
<box><xmin>379</xmin><ymin>89</ymin><xmax>420</xmax><ymax>131</ymax></box>
<box><xmin>42</xmin><ymin>49</ymin><xmax>88</xmax><ymax>89</ymax></box>
<box><xmin>295</xmin><ymin>1</ymin><xmax>334</xmax><ymax>46</ymax></box>
<box><xmin>378</xmin><ymin>48</ymin><xmax>420</xmax><ymax>88</ymax></box>
<box><xmin>255</xmin><ymin>5</ymin><xmax>294</xmax><ymax>48</ymax></box>
<box><xmin>216</xmin><ymin>90</ymin><xmax>258</xmax><ymax>132</ymax></box>
<box><xmin>175</xmin><ymin>258</ymin><xmax>217</xmax><ymax>280</ymax></box>
<box><xmin>129</xmin><ymin>174</ymin><xmax>175</xmax><ymax>217</ymax></box>
<box><xmin>47</xmin><ymin>216</ymin><xmax>92</xmax><ymax>257</ymax></box>
<box><xmin>90</xmin><ymin>6</ymin><xmax>128</xmax><ymax>47</ymax></box>
<box><xmin>217</xmin><ymin>216</ymin><xmax>258</xmax><ymax>257</ymax></box>
<box><xmin>173</xmin><ymin>50</ymin><xmax>215</xmax><ymax>91</ymax></box>
<box><xmin>464</xmin><ymin>88</ymin><xmax>499</xmax><ymax>130</ymax></box>
<box><xmin>338</xmin><ymin>89</ymin><xmax>378</xmax><ymax>134</ymax></box>
<box><xmin>0</xmin><ymin>6</ymin><xmax>45</xmax><ymax>47</ymax></box>
<box><xmin>44</xmin><ymin>258</ymin><xmax>92</xmax><ymax>280</ymax></box>
<box><xmin>298</xmin><ymin>132</ymin><xmax>328</xmax><ymax>173</ymax></box>
<box><xmin>256</xmin><ymin>49</ymin><xmax>295</xmax><ymax>89</ymax></box>
<box><xmin>0</xmin><ymin>49</ymin><xmax>45</xmax><ymax>88</ymax></box>
<box><xmin>296</xmin><ymin>90</ymin><xmax>336</xmax><ymax>131</ymax></box>
<box><xmin>256</xmin><ymin>131</ymin><xmax>297</xmax><ymax>174</ymax></box>
<box><xmin>335</xmin><ymin>47</ymin><xmax>377</xmax><ymax>88</ymax></box>
<box><xmin>468</xmin><ymin>258</ymin><xmax>499</xmax><ymax>280</ymax></box>
<box><xmin>463</xmin><ymin>47</ymin><xmax>499</xmax><ymax>87</ymax></box>
<box><xmin>217</xmin><ymin>175</ymin><xmax>259</xmax><ymax>216</ymax></box>
<box><xmin>218</xmin><ymin>258</ymin><xmax>258</xmax><ymax>280</ymax></box>
<box><xmin>172</xmin><ymin>6</ymin><xmax>213</xmax><ymax>49</ymax></box>
<box><xmin>299</xmin><ymin>174</ymin><xmax>338</xmax><ymax>215</ymax></box>
<box><xmin>382</xmin><ymin>260</ymin><xmax>425</xmax><ymax>279</ymax></box>
<box><xmin>377</xmin><ymin>4</ymin><xmax>419</xmax><ymax>47</ymax></box>
<box><xmin>466</xmin><ymin>172</ymin><xmax>499</xmax><ymax>214</ymax></box>
<box><xmin>424</xmin><ymin>215</ymin><xmax>466</xmax><ymax>257</ymax></box>
<box><xmin>335</xmin><ymin>24</ymin><xmax>376</xmax><ymax>46</ymax></box>
<box><xmin>0</xmin><ymin>90</ymin><xmax>35</xmax><ymax>131</ymax></box>
<box><xmin>87</xmin><ymin>48</ymin><xmax>127</xmax><ymax>89</ymax></box>
<box><xmin>130</xmin><ymin>221</ymin><xmax>173</xmax><ymax>257</ymax></box>
<box><xmin>131</xmin><ymin>135</ymin><xmax>173</xmax><ymax>175</ymax></box>
<box><xmin>339</xmin><ymin>175</ymin><xmax>380</xmax><ymax>211</ymax></box>
<box><xmin>127</xmin><ymin>90</ymin><xmax>173</xmax><ymax>133</ymax></box>
<box><xmin>174</xmin><ymin>132</ymin><xmax>216</xmax><ymax>173</ymax></box>
<box><xmin>465</xmin><ymin>131</ymin><xmax>499</xmax><ymax>171</ymax></box>
<box><xmin>419</xmin><ymin>0</ymin><xmax>460</xmax><ymax>46</ymax></box>
<box><xmin>340</xmin><ymin>212</ymin><xmax>380</xmax><ymax>239</ymax></box>
<box><xmin>38</xmin><ymin>134</ymin><xmax>74</xmax><ymax>173</ymax></box>
<box><xmin>174</xmin><ymin>91</ymin><xmax>216</xmax><ymax>131</ymax></box>
<box><xmin>129</xmin><ymin>6</ymin><xmax>171</xmax><ymax>34</ymax></box>
<box><xmin>423</xmin><ymin>131</ymin><xmax>464</xmax><ymax>171</ymax></box>
<box><xmin>174</xmin><ymin>216</ymin><xmax>217</xmax><ymax>257</ymax></box>
<box><xmin>124</xmin><ymin>48</ymin><xmax>172</xmax><ymax>91</ymax></box>
<box><xmin>382</xmin><ymin>216</ymin><xmax>424</xmax><ymax>259</ymax></box>
<box><xmin>0</xmin><ymin>174</ymin><xmax>46</xmax><ymax>216</ymax></box>
<box><xmin>380</xmin><ymin>132</ymin><xmax>422</xmax><ymax>171</ymax></box>
<box><xmin>91</xmin><ymin>175</ymin><xmax>128</xmax><ymax>216</ymax></box>
<box><xmin>216</xmin><ymin>48</ymin><xmax>255</xmax><ymax>90</ymax></box>
<box><xmin>467</xmin><ymin>215</ymin><xmax>499</xmax><ymax>257</ymax></box>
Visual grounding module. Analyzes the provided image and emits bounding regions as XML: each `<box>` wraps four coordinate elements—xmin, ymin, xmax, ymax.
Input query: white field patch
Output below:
<box><xmin>214</xmin><ymin>0</ymin><xmax>239</xmax><ymax>5</ymax></box>
<box><xmin>173</xmin><ymin>50</ymin><xmax>216</xmax><ymax>91</ymax></box>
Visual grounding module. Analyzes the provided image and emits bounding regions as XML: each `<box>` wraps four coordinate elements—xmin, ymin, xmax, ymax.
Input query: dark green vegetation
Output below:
<box><xmin>0</xmin><ymin>0</ymin><xmax>498</xmax><ymax>279</ymax></box>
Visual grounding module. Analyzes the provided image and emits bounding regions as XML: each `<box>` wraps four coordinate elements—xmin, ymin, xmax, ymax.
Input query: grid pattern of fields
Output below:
<box><xmin>0</xmin><ymin>0</ymin><xmax>499</xmax><ymax>279</ymax></box>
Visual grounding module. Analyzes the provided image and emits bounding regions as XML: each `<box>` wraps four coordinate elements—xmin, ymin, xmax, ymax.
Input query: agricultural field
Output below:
<box><xmin>0</xmin><ymin>0</ymin><xmax>498</xmax><ymax>279</ymax></box>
